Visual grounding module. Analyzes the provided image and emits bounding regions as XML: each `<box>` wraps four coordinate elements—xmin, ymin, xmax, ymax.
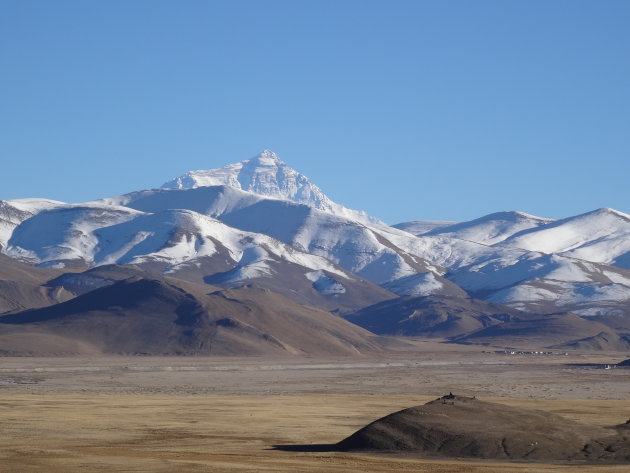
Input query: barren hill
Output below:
<box><xmin>344</xmin><ymin>295</ymin><xmax>523</xmax><ymax>338</ymax></box>
<box><xmin>337</xmin><ymin>395</ymin><xmax>630</xmax><ymax>463</ymax></box>
<box><xmin>0</xmin><ymin>277</ymin><xmax>382</xmax><ymax>356</ymax></box>
<box><xmin>455</xmin><ymin>312</ymin><xmax>630</xmax><ymax>350</ymax></box>
<box><xmin>0</xmin><ymin>254</ymin><xmax>74</xmax><ymax>314</ymax></box>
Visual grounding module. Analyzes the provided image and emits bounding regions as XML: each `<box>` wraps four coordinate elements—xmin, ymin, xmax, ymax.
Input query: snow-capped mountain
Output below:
<box><xmin>1</xmin><ymin>149</ymin><xmax>630</xmax><ymax>321</ymax></box>
<box><xmin>390</xmin><ymin>209</ymin><xmax>630</xmax><ymax>316</ymax></box>
<box><xmin>5</xmin><ymin>204</ymin><xmax>142</xmax><ymax>265</ymax></box>
<box><xmin>162</xmin><ymin>150</ymin><xmax>323</xmax><ymax>204</ymax></box>
<box><xmin>448</xmin><ymin>252</ymin><xmax>630</xmax><ymax>315</ymax></box>
<box><xmin>4</xmin><ymin>201</ymin><xmax>342</xmax><ymax>275</ymax></box>
<box><xmin>1</xmin><ymin>196</ymin><xmax>398</xmax><ymax>312</ymax></box>
<box><xmin>419</xmin><ymin>208</ymin><xmax>630</xmax><ymax>270</ymax></box>
<box><xmin>110</xmin><ymin>181</ymin><xmax>630</xmax><ymax>315</ymax></box>
<box><xmin>422</xmin><ymin>211</ymin><xmax>554</xmax><ymax>245</ymax></box>
<box><xmin>161</xmin><ymin>149</ymin><xmax>377</xmax><ymax>224</ymax></box>
<box><xmin>497</xmin><ymin>208</ymin><xmax>630</xmax><ymax>268</ymax></box>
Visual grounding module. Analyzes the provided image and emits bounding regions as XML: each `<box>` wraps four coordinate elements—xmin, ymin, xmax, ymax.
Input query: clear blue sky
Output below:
<box><xmin>1</xmin><ymin>0</ymin><xmax>628</xmax><ymax>223</ymax></box>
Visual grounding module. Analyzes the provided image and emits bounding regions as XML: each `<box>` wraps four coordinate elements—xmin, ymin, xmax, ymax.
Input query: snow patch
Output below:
<box><xmin>305</xmin><ymin>270</ymin><xmax>346</xmax><ymax>294</ymax></box>
<box><xmin>383</xmin><ymin>272</ymin><xmax>444</xmax><ymax>296</ymax></box>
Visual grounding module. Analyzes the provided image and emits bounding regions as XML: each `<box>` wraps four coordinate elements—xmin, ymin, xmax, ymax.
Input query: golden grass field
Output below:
<box><xmin>1</xmin><ymin>347</ymin><xmax>629</xmax><ymax>472</ymax></box>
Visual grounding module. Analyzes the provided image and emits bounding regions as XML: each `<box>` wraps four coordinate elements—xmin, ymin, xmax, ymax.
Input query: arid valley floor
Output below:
<box><xmin>1</xmin><ymin>341</ymin><xmax>629</xmax><ymax>473</ymax></box>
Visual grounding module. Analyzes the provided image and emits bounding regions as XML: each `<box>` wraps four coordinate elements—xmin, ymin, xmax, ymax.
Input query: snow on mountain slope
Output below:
<box><xmin>106</xmin><ymin>186</ymin><xmax>310</xmax><ymax>246</ymax></box>
<box><xmin>372</xmin><ymin>225</ymin><xmax>529</xmax><ymax>271</ymax></box>
<box><xmin>92</xmin><ymin>209</ymin><xmax>228</xmax><ymax>266</ymax></box>
<box><xmin>450</xmin><ymin>253</ymin><xmax>630</xmax><ymax>293</ymax></box>
<box><xmin>5</xmin><ymin>202</ymin><xmax>348</xmax><ymax>280</ymax></box>
<box><xmin>0</xmin><ymin>198</ymin><xmax>66</xmax><ymax>249</ymax></box>
<box><xmin>424</xmin><ymin>211</ymin><xmax>554</xmax><ymax>245</ymax></box>
<box><xmin>209</xmin><ymin>200</ymin><xmax>438</xmax><ymax>286</ymax></box>
<box><xmin>286</xmin><ymin>210</ymin><xmax>436</xmax><ymax>285</ymax></box>
<box><xmin>160</xmin><ymin>149</ymin><xmax>378</xmax><ymax>224</ymax></box>
<box><xmin>392</xmin><ymin>220</ymin><xmax>458</xmax><ymax>236</ymax></box>
<box><xmin>6</xmin><ymin>204</ymin><xmax>143</xmax><ymax>266</ymax></box>
<box><xmin>1</xmin><ymin>198</ymin><xmax>65</xmax><ymax>213</ymax></box>
<box><xmin>114</xmin><ymin>185</ymin><xmax>444</xmax><ymax>286</ymax></box>
<box><xmin>217</xmin><ymin>198</ymin><xmax>538</xmax><ymax>297</ymax></box>
<box><xmin>487</xmin><ymin>279</ymin><xmax>630</xmax><ymax>317</ymax></box>
<box><xmin>382</xmin><ymin>272</ymin><xmax>468</xmax><ymax>298</ymax></box>
<box><xmin>561</xmin><ymin>234</ymin><xmax>630</xmax><ymax>270</ymax></box>
<box><xmin>497</xmin><ymin>208</ymin><xmax>630</xmax><ymax>262</ymax></box>
<box><xmin>446</xmin><ymin>252</ymin><xmax>630</xmax><ymax>316</ymax></box>
<box><xmin>101</xmin><ymin>185</ymin><xmax>265</xmax><ymax>217</ymax></box>
<box><xmin>396</xmin><ymin>208</ymin><xmax>630</xmax><ymax>314</ymax></box>
<box><xmin>111</xmin><ymin>183</ymin><xmax>542</xmax><ymax>297</ymax></box>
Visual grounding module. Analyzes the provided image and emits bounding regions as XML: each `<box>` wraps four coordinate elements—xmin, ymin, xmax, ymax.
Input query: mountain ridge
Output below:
<box><xmin>1</xmin><ymin>149</ymin><xmax>629</xmax><ymax>341</ymax></box>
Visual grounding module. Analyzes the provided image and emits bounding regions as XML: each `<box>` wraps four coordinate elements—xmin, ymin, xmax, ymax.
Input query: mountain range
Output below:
<box><xmin>1</xmin><ymin>150</ymin><xmax>629</xmax><ymax>354</ymax></box>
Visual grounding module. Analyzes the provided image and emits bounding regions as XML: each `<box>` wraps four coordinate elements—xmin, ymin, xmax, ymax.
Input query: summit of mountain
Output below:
<box><xmin>160</xmin><ymin>149</ymin><xmax>378</xmax><ymax>224</ymax></box>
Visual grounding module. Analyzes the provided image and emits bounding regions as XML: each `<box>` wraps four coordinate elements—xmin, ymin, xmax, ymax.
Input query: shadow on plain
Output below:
<box><xmin>271</xmin><ymin>443</ymin><xmax>339</xmax><ymax>452</ymax></box>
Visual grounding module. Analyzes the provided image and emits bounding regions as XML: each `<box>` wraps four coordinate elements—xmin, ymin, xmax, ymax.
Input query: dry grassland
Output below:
<box><xmin>2</xmin><ymin>392</ymin><xmax>630</xmax><ymax>473</ymax></box>
<box><xmin>1</xmin><ymin>349</ymin><xmax>629</xmax><ymax>472</ymax></box>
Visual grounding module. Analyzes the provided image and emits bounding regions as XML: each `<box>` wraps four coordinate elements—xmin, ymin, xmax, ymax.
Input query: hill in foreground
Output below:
<box><xmin>336</xmin><ymin>395</ymin><xmax>630</xmax><ymax>463</ymax></box>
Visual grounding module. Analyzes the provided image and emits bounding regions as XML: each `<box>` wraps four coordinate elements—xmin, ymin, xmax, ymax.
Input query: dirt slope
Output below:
<box><xmin>0</xmin><ymin>254</ymin><xmax>74</xmax><ymax>314</ymax></box>
<box><xmin>337</xmin><ymin>395</ymin><xmax>630</xmax><ymax>463</ymax></box>
<box><xmin>0</xmin><ymin>277</ymin><xmax>381</xmax><ymax>356</ymax></box>
<box><xmin>456</xmin><ymin>312</ymin><xmax>630</xmax><ymax>349</ymax></box>
<box><xmin>345</xmin><ymin>295</ymin><xmax>523</xmax><ymax>337</ymax></box>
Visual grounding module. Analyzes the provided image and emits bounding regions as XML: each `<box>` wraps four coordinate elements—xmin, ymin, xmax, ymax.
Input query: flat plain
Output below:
<box><xmin>1</xmin><ymin>341</ymin><xmax>629</xmax><ymax>472</ymax></box>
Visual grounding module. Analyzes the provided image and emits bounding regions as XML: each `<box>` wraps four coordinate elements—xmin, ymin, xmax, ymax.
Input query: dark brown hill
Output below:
<box><xmin>455</xmin><ymin>312</ymin><xmax>630</xmax><ymax>350</ymax></box>
<box><xmin>0</xmin><ymin>277</ymin><xmax>215</xmax><ymax>355</ymax></box>
<box><xmin>336</xmin><ymin>395</ymin><xmax>630</xmax><ymax>463</ymax></box>
<box><xmin>344</xmin><ymin>295</ymin><xmax>523</xmax><ymax>338</ymax></box>
<box><xmin>552</xmin><ymin>330</ymin><xmax>630</xmax><ymax>351</ymax></box>
<box><xmin>0</xmin><ymin>254</ymin><xmax>74</xmax><ymax>314</ymax></box>
<box><xmin>0</xmin><ymin>277</ymin><xmax>381</xmax><ymax>356</ymax></box>
<box><xmin>196</xmin><ymin>285</ymin><xmax>382</xmax><ymax>356</ymax></box>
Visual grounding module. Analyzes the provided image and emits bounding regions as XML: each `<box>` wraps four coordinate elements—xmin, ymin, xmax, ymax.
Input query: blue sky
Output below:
<box><xmin>1</xmin><ymin>0</ymin><xmax>628</xmax><ymax>223</ymax></box>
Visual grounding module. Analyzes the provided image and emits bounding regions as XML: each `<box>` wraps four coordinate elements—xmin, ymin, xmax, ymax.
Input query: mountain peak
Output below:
<box><xmin>251</xmin><ymin>149</ymin><xmax>282</xmax><ymax>166</ymax></box>
<box><xmin>593</xmin><ymin>207</ymin><xmax>629</xmax><ymax>219</ymax></box>
<box><xmin>160</xmin><ymin>151</ymin><xmax>379</xmax><ymax>224</ymax></box>
<box><xmin>161</xmin><ymin>150</ymin><xmax>333</xmax><ymax>210</ymax></box>
<box><xmin>560</xmin><ymin>207</ymin><xmax>630</xmax><ymax>223</ymax></box>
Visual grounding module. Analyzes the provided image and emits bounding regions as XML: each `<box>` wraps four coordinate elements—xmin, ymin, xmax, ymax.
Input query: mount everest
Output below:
<box><xmin>1</xmin><ymin>150</ymin><xmax>629</xmax><ymax>354</ymax></box>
